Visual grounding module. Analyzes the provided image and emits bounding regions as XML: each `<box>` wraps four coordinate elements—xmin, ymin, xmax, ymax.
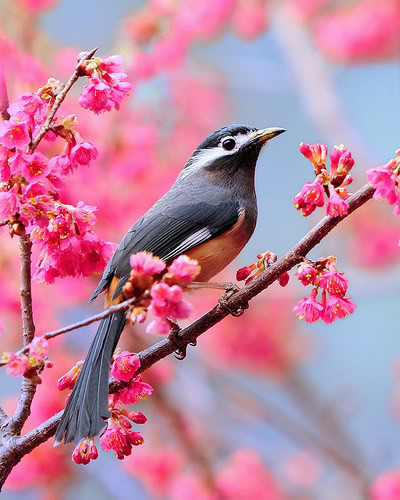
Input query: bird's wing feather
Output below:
<box><xmin>89</xmin><ymin>197</ymin><xmax>240</xmax><ymax>302</ymax></box>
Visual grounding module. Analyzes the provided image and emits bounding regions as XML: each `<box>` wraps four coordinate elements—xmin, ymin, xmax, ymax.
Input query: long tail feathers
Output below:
<box><xmin>55</xmin><ymin>311</ymin><xmax>126</xmax><ymax>445</ymax></box>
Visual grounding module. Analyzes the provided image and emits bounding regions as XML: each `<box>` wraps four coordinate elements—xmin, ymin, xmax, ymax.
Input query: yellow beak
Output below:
<box><xmin>250</xmin><ymin>127</ymin><xmax>286</xmax><ymax>144</ymax></box>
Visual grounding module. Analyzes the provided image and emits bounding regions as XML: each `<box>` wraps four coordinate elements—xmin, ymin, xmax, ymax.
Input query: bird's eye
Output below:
<box><xmin>222</xmin><ymin>137</ymin><xmax>236</xmax><ymax>151</ymax></box>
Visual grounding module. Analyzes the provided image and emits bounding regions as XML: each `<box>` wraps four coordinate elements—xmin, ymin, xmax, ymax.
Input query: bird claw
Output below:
<box><xmin>218</xmin><ymin>285</ymin><xmax>248</xmax><ymax>317</ymax></box>
<box><xmin>167</xmin><ymin>320</ymin><xmax>194</xmax><ymax>360</ymax></box>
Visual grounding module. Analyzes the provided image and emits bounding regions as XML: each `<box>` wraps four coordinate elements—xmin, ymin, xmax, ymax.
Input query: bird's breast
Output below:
<box><xmin>185</xmin><ymin>209</ymin><xmax>256</xmax><ymax>282</ymax></box>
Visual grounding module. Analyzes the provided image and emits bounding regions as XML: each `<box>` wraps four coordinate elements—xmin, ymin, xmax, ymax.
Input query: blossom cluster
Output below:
<box><xmin>1</xmin><ymin>336</ymin><xmax>50</xmax><ymax>382</ymax></box>
<box><xmin>58</xmin><ymin>350</ymin><xmax>152</xmax><ymax>465</ymax></box>
<box><xmin>293</xmin><ymin>257</ymin><xmax>355</xmax><ymax>324</ymax></box>
<box><xmin>367</xmin><ymin>151</ymin><xmax>400</xmax><ymax>218</ymax></box>
<box><xmin>123</xmin><ymin>252</ymin><xmax>200</xmax><ymax>335</ymax></box>
<box><xmin>0</xmin><ymin>53</ymin><xmax>132</xmax><ymax>283</ymax></box>
<box><xmin>294</xmin><ymin>142</ymin><xmax>355</xmax><ymax>218</ymax></box>
<box><xmin>78</xmin><ymin>55</ymin><xmax>133</xmax><ymax>114</ymax></box>
<box><xmin>236</xmin><ymin>250</ymin><xmax>290</xmax><ymax>287</ymax></box>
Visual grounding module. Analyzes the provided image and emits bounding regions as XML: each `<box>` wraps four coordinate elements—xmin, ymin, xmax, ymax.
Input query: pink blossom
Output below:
<box><xmin>78</xmin><ymin>78</ymin><xmax>114</xmax><ymax>114</ymax></box>
<box><xmin>48</xmin><ymin>153</ymin><xmax>72</xmax><ymax>176</ymax></box>
<box><xmin>293</xmin><ymin>289</ymin><xmax>324</xmax><ymax>323</ymax></box>
<box><xmin>28</xmin><ymin>336</ymin><xmax>48</xmax><ymax>360</ymax></box>
<box><xmin>130</xmin><ymin>251</ymin><xmax>166</xmax><ymax>276</ymax></box>
<box><xmin>111</xmin><ymin>351</ymin><xmax>140</xmax><ymax>382</ymax></box>
<box><xmin>3</xmin><ymin>352</ymin><xmax>29</xmax><ymax>376</ymax></box>
<box><xmin>278</xmin><ymin>272</ymin><xmax>290</xmax><ymax>287</ymax></box>
<box><xmin>72</xmin><ymin>438</ymin><xmax>98</xmax><ymax>465</ymax></box>
<box><xmin>57</xmin><ymin>360</ymin><xmax>84</xmax><ymax>391</ymax></box>
<box><xmin>319</xmin><ymin>266</ymin><xmax>348</xmax><ymax>295</ymax></box>
<box><xmin>299</xmin><ymin>142</ymin><xmax>328</xmax><ymax>168</ymax></box>
<box><xmin>300</xmin><ymin>179</ymin><xmax>325</xmax><ymax>207</ymax></box>
<box><xmin>293</xmin><ymin>192</ymin><xmax>316</xmax><ymax>217</ymax></box>
<box><xmin>367</xmin><ymin>161</ymin><xmax>398</xmax><ymax>205</ymax></box>
<box><xmin>296</xmin><ymin>262</ymin><xmax>319</xmax><ymax>286</ymax></box>
<box><xmin>146</xmin><ymin>318</ymin><xmax>171</xmax><ymax>335</ymax></box>
<box><xmin>124</xmin><ymin>410</ymin><xmax>147</xmax><ymax>424</ymax></box>
<box><xmin>330</xmin><ymin>145</ymin><xmax>344</xmax><ymax>174</ymax></box>
<box><xmin>116</xmin><ymin>375</ymin><xmax>153</xmax><ymax>405</ymax></box>
<box><xmin>326</xmin><ymin>186</ymin><xmax>349</xmax><ymax>217</ymax></box>
<box><xmin>337</xmin><ymin>150</ymin><xmax>355</xmax><ymax>175</ymax></box>
<box><xmin>8</xmin><ymin>92</ymin><xmax>47</xmax><ymax>124</ymax></box>
<box><xmin>236</xmin><ymin>264</ymin><xmax>256</xmax><ymax>281</ymax></box>
<box><xmin>100</xmin><ymin>420</ymin><xmax>128</xmax><ymax>454</ymax></box>
<box><xmin>0</xmin><ymin>147</ymin><xmax>11</xmax><ymax>182</ymax></box>
<box><xmin>322</xmin><ymin>295</ymin><xmax>356</xmax><ymax>323</ymax></box>
<box><xmin>0</xmin><ymin>118</ymin><xmax>30</xmax><ymax>149</ymax></box>
<box><xmin>99</xmin><ymin>55</ymin><xmax>125</xmax><ymax>74</ymax></box>
<box><xmin>148</xmin><ymin>283</ymin><xmax>192</xmax><ymax>334</ymax></box>
<box><xmin>100</xmin><ymin>417</ymin><xmax>144</xmax><ymax>460</ymax></box>
<box><xmin>70</xmin><ymin>141</ymin><xmax>98</xmax><ymax>166</ymax></box>
<box><xmin>20</xmin><ymin>152</ymin><xmax>50</xmax><ymax>181</ymax></box>
<box><xmin>168</xmin><ymin>255</ymin><xmax>200</xmax><ymax>283</ymax></box>
<box><xmin>108</xmin><ymin>80</ymin><xmax>133</xmax><ymax>110</ymax></box>
<box><xmin>0</xmin><ymin>191</ymin><xmax>18</xmax><ymax>218</ymax></box>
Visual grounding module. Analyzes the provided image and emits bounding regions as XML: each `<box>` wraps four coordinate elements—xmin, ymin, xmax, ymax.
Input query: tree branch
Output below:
<box><xmin>10</xmin><ymin>235</ymin><xmax>36</xmax><ymax>435</ymax></box>
<box><xmin>29</xmin><ymin>47</ymin><xmax>97</xmax><ymax>152</ymax></box>
<box><xmin>8</xmin><ymin>182</ymin><xmax>375</xmax><ymax>459</ymax></box>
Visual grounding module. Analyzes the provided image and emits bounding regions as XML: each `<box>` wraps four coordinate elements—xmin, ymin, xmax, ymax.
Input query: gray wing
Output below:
<box><xmin>89</xmin><ymin>195</ymin><xmax>240</xmax><ymax>302</ymax></box>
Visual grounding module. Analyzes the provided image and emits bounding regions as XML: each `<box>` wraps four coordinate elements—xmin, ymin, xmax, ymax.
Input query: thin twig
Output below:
<box><xmin>11</xmin><ymin>182</ymin><xmax>375</xmax><ymax>457</ymax></box>
<box><xmin>10</xmin><ymin>235</ymin><xmax>36</xmax><ymax>435</ymax></box>
<box><xmin>0</xmin><ymin>297</ymin><xmax>138</xmax><ymax>367</ymax></box>
<box><xmin>29</xmin><ymin>47</ymin><xmax>97</xmax><ymax>152</ymax></box>
<box><xmin>0</xmin><ymin>218</ymin><xmax>9</xmax><ymax>227</ymax></box>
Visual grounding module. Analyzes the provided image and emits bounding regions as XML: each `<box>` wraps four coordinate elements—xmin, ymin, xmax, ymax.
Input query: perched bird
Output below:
<box><xmin>55</xmin><ymin>123</ymin><xmax>285</xmax><ymax>445</ymax></box>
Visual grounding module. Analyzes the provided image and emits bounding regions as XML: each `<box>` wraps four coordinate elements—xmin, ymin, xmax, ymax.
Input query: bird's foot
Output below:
<box><xmin>167</xmin><ymin>320</ymin><xmax>197</xmax><ymax>360</ymax></box>
<box><xmin>217</xmin><ymin>284</ymin><xmax>248</xmax><ymax>317</ymax></box>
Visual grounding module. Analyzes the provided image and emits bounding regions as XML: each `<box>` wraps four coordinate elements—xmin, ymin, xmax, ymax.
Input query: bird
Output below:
<box><xmin>55</xmin><ymin>123</ymin><xmax>285</xmax><ymax>445</ymax></box>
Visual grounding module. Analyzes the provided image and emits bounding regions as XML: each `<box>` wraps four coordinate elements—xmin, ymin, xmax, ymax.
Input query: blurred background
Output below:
<box><xmin>0</xmin><ymin>0</ymin><xmax>399</xmax><ymax>498</ymax></box>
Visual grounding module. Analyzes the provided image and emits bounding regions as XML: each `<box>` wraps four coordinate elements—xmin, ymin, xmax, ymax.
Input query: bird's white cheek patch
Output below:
<box><xmin>182</xmin><ymin>132</ymin><xmax>255</xmax><ymax>178</ymax></box>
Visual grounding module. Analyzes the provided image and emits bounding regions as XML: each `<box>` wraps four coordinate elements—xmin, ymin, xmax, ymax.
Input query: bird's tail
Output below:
<box><xmin>55</xmin><ymin>311</ymin><xmax>126</xmax><ymax>445</ymax></box>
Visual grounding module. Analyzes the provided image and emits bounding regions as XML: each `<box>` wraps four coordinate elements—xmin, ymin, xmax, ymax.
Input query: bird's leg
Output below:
<box><xmin>186</xmin><ymin>281</ymin><xmax>248</xmax><ymax>317</ymax></box>
<box><xmin>185</xmin><ymin>281</ymin><xmax>238</xmax><ymax>291</ymax></box>
<box><xmin>167</xmin><ymin>320</ymin><xmax>197</xmax><ymax>360</ymax></box>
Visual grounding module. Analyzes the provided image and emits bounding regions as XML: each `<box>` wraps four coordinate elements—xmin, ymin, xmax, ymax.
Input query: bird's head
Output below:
<box><xmin>181</xmin><ymin>124</ymin><xmax>285</xmax><ymax>181</ymax></box>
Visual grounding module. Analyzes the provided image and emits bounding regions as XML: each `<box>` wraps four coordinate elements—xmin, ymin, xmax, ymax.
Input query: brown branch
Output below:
<box><xmin>29</xmin><ymin>47</ymin><xmax>97</xmax><ymax>152</ymax></box>
<box><xmin>0</xmin><ymin>218</ymin><xmax>9</xmax><ymax>227</ymax></box>
<box><xmin>9</xmin><ymin>235</ymin><xmax>36</xmax><ymax>436</ymax></box>
<box><xmin>8</xmin><ymin>182</ymin><xmax>375</xmax><ymax>462</ymax></box>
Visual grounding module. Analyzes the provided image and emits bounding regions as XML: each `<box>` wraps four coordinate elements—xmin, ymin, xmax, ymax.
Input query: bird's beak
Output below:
<box><xmin>249</xmin><ymin>127</ymin><xmax>286</xmax><ymax>146</ymax></box>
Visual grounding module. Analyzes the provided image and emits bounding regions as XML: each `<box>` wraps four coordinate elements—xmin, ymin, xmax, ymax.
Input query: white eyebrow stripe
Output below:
<box><xmin>177</xmin><ymin>132</ymin><xmax>255</xmax><ymax>181</ymax></box>
<box><xmin>162</xmin><ymin>227</ymin><xmax>212</xmax><ymax>260</ymax></box>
